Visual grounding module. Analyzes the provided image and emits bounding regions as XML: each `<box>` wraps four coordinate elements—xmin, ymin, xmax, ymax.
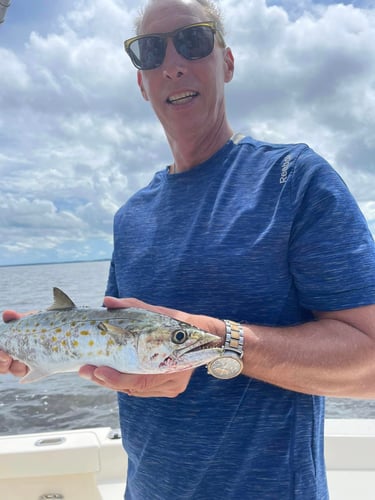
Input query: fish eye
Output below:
<box><xmin>172</xmin><ymin>330</ymin><xmax>188</xmax><ymax>344</ymax></box>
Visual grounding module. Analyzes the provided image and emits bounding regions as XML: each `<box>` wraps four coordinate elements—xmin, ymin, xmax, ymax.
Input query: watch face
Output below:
<box><xmin>207</xmin><ymin>355</ymin><xmax>243</xmax><ymax>380</ymax></box>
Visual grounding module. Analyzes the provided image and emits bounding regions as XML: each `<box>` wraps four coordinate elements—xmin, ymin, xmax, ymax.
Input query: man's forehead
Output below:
<box><xmin>139</xmin><ymin>0</ymin><xmax>206</xmax><ymax>34</ymax></box>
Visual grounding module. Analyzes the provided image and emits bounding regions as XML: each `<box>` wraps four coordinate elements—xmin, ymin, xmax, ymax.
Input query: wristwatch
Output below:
<box><xmin>207</xmin><ymin>320</ymin><xmax>244</xmax><ymax>379</ymax></box>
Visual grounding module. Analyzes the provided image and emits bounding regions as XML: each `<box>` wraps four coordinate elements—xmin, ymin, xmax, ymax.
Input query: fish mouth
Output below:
<box><xmin>166</xmin><ymin>91</ymin><xmax>199</xmax><ymax>105</ymax></box>
<box><xmin>159</xmin><ymin>333</ymin><xmax>223</xmax><ymax>370</ymax></box>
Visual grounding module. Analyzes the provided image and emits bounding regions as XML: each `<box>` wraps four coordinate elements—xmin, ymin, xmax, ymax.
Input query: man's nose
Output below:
<box><xmin>162</xmin><ymin>39</ymin><xmax>187</xmax><ymax>79</ymax></box>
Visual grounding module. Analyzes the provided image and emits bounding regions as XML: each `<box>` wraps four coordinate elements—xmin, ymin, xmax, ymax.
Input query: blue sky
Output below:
<box><xmin>0</xmin><ymin>0</ymin><xmax>374</xmax><ymax>265</ymax></box>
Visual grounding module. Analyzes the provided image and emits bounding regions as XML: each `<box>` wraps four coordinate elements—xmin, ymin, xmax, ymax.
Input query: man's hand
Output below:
<box><xmin>79</xmin><ymin>364</ymin><xmax>195</xmax><ymax>398</ymax></box>
<box><xmin>0</xmin><ymin>310</ymin><xmax>29</xmax><ymax>377</ymax></box>
<box><xmin>79</xmin><ymin>296</ymin><xmax>224</xmax><ymax>398</ymax></box>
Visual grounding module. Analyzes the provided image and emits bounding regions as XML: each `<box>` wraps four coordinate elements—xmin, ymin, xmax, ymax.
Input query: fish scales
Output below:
<box><xmin>0</xmin><ymin>288</ymin><xmax>223</xmax><ymax>383</ymax></box>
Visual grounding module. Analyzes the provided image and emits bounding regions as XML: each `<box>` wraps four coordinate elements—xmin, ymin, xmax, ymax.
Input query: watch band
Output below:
<box><xmin>223</xmin><ymin>320</ymin><xmax>244</xmax><ymax>358</ymax></box>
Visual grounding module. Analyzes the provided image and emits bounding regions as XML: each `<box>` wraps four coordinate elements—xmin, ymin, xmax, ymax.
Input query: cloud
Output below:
<box><xmin>0</xmin><ymin>0</ymin><xmax>374</xmax><ymax>265</ymax></box>
<box><xmin>224</xmin><ymin>0</ymin><xmax>375</xmax><ymax>219</ymax></box>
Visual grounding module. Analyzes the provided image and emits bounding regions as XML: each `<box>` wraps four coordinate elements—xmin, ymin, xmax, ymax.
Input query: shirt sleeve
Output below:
<box><xmin>105</xmin><ymin>255</ymin><xmax>119</xmax><ymax>298</ymax></box>
<box><xmin>289</xmin><ymin>147</ymin><xmax>375</xmax><ymax>311</ymax></box>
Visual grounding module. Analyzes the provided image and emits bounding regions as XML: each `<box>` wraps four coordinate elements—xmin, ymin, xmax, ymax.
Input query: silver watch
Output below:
<box><xmin>207</xmin><ymin>320</ymin><xmax>244</xmax><ymax>379</ymax></box>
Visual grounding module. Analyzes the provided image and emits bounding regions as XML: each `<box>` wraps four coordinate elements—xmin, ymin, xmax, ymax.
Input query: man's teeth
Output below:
<box><xmin>168</xmin><ymin>92</ymin><xmax>198</xmax><ymax>104</ymax></box>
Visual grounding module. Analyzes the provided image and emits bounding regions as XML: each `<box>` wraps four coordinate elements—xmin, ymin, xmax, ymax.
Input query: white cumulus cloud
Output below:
<box><xmin>0</xmin><ymin>0</ymin><xmax>374</xmax><ymax>265</ymax></box>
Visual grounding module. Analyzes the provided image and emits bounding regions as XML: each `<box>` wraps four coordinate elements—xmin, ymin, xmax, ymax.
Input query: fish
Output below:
<box><xmin>0</xmin><ymin>287</ymin><xmax>223</xmax><ymax>384</ymax></box>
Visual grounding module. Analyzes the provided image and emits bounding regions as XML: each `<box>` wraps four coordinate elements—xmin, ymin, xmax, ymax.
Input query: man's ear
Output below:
<box><xmin>223</xmin><ymin>47</ymin><xmax>234</xmax><ymax>83</ymax></box>
<box><xmin>137</xmin><ymin>71</ymin><xmax>149</xmax><ymax>101</ymax></box>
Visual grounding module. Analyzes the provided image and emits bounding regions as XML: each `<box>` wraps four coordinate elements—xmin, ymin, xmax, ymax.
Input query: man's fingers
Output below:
<box><xmin>0</xmin><ymin>352</ymin><xmax>12</xmax><ymax>372</ymax></box>
<box><xmin>9</xmin><ymin>360</ymin><xmax>29</xmax><ymax>377</ymax></box>
<box><xmin>103</xmin><ymin>296</ymin><xmax>182</xmax><ymax>319</ymax></box>
<box><xmin>0</xmin><ymin>352</ymin><xmax>29</xmax><ymax>377</ymax></box>
<box><xmin>2</xmin><ymin>309</ymin><xmax>36</xmax><ymax>323</ymax></box>
<box><xmin>2</xmin><ymin>310</ymin><xmax>21</xmax><ymax>323</ymax></box>
<box><xmin>79</xmin><ymin>364</ymin><xmax>193</xmax><ymax>398</ymax></box>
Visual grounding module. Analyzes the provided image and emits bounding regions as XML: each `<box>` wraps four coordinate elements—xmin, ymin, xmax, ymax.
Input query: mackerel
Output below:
<box><xmin>0</xmin><ymin>288</ymin><xmax>222</xmax><ymax>383</ymax></box>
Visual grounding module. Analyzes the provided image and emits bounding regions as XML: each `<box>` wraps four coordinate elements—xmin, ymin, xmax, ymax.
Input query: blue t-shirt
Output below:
<box><xmin>106</xmin><ymin>136</ymin><xmax>375</xmax><ymax>499</ymax></box>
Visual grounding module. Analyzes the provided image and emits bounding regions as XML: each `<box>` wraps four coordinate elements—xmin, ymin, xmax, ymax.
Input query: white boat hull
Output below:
<box><xmin>325</xmin><ymin>419</ymin><xmax>375</xmax><ymax>499</ymax></box>
<box><xmin>0</xmin><ymin>419</ymin><xmax>374</xmax><ymax>499</ymax></box>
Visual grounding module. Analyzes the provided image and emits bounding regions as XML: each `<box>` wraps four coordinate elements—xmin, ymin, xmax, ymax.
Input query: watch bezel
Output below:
<box><xmin>207</xmin><ymin>353</ymin><xmax>243</xmax><ymax>379</ymax></box>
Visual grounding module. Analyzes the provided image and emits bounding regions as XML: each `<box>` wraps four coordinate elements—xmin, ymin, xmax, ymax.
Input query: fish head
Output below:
<box><xmin>136</xmin><ymin>317</ymin><xmax>223</xmax><ymax>372</ymax></box>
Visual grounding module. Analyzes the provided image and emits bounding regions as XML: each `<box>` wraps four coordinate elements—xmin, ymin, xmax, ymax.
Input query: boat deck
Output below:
<box><xmin>0</xmin><ymin>418</ymin><xmax>374</xmax><ymax>499</ymax></box>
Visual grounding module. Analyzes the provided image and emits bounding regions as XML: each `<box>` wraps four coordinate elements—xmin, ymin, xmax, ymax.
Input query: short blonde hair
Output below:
<box><xmin>135</xmin><ymin>0</ymin><xmax>226</xmax><ymax>42</ymax></box>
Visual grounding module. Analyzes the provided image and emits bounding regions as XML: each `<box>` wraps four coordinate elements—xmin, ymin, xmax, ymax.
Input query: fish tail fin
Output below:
<box><xmin>20</xmin><ymin>367</ymin><xmax>51</xmax><ymax>384</ymax></box>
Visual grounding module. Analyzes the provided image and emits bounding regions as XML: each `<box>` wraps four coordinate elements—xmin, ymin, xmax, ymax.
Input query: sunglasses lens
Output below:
<box><xmin>175</xmin><ymin>25</ymin><xmax>215</xmax><ymax>60</ymax></box>
<box><xmin>129</xmin><ymin>36</ymin><xmax>166</xmax><ymax>70</ymax></box>
<box><xmin>126</xmin><ymin>24</ymin><xmax>216</xmax><ymax>70</ymax></box>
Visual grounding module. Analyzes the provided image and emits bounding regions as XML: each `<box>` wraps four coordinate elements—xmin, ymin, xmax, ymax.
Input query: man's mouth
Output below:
<box><xmin>167</xmin><ymin>91</ymin><xmax>198</xmax><ymax>105</ymax></box>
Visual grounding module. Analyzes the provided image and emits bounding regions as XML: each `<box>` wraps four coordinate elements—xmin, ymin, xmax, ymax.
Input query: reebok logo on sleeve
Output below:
<box><xmin>280</xmin><ymin>155</ymin><xmax>292</xmax><ymax>184</ymax></box>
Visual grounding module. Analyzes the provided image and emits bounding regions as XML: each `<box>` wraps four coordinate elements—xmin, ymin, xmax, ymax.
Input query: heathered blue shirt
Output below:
<box><xmin>106</xmin><ymin>136</ymin><xmax>375</xmax><ymax>500</ymax></box>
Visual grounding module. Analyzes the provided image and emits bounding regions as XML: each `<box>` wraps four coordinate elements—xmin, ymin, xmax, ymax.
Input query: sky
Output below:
<box><xmin>0</xmin><ymin>0</ymin><xmax>374</xmax><ymax>266</ymax></box>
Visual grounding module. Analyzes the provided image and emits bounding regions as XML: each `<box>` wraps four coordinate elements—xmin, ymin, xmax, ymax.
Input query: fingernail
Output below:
<box><xmin>0</xmin><ymin>352</ymin><xmax>9</xmax><ymax>362</ymax></box>
<box><xmin>95</xmin><ymin>372</ymin><xmax>109</xmax><ymax>383</ymax></box>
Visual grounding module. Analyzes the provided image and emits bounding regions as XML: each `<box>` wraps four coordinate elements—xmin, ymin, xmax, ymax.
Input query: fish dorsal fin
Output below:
<box><xmin>47</xmin><ymin>287</ymin><xmax>76</xmax><ymax>311</ymax></box>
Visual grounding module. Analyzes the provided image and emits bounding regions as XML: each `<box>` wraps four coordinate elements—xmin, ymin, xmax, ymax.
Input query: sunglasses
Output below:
<box><xmin>124</xmin><ymin>21</ymin><xmax>225</xmax><ymax>70</ymax></box>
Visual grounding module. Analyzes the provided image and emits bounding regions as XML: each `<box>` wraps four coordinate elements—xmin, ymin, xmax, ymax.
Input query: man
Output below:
<box><xmin>2</xmin><ymin>0</ymin><xmax>375</xmax><ymax>498</ymax></box>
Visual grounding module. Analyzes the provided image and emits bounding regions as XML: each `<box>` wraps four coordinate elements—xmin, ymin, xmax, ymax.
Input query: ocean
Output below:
<box><xmin>0</xmin><ymin>260</ymin><xmax>374</xmax><ymax>436</ymax></box>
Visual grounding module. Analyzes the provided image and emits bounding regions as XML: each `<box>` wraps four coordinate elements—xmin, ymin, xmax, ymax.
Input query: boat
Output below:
<box><xmin>0</xmin><ymin>418</ymin><xmax>374</xmax><ymax>499</ymax></box>
<box><xmin>0</xmin><ymin>426</ymin><xmax>126</xmax><ymax>500</ymax></box>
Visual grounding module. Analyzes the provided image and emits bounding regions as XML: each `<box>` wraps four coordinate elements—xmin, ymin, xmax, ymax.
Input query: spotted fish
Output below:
<box><xmin>0</xmin><ymin>288</ymin><xmax>223</xmax><ymax>383</ymax></box>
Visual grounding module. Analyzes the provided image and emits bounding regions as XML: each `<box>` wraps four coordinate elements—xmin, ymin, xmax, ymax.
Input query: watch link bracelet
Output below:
<box><xmin>207</xmin><ymin>320</ymin><xmax>244</xmax><ymax>379</ymax></box>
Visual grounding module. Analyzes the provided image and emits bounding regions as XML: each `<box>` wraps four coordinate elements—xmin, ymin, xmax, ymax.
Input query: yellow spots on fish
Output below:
<box><xmin>96</xmin><ymin>350</ymin><xmax>104</xmax><ymax>356</ymax></box>
<box><xmin>65</xmin><ymin>331</ymin><xmax>71</xmax><ymax>337</ymax></box>
<box><xmin>51</xmin><ymin>336</ymin><xmax>58</xmax><ymax>343</ymax></box>
<box><xmin>61</xmin><ymin>340</ymin><xmax>67</xmax><ymax>347</ymax></box>
<box><xmin>72</xmin><ymin>340</ymin><xmax>79</xmax><ymax>348</ymax></box>
<box><xmin>41</xmin><ymin>328</ymin><xmax>47</xmax><ymax>334</ymax></box>
<box><xmin>80</xmin><ymin>330</ymin><xmax>89</xmax><ymax>336</ymax></box>
<box><xmin>107</xmin><ymin>339</ymin><xmax>115</xmax><ymax>347</ymax></box>
<box><xmin>55</xmin><ymin>327</ymin><xmax>62</xmax><ymax>334</ymax></box>
<box><xmin>100</xmin><ymin>330</ymin><xmax>107</xmax><ymax>336</ymax></box>
<box><xmin>71</xmin><ymin>321</ymin><xmax>77</xmax><ymax>327</ymax></box>
<box><xmin>52</xmin><ymin>346</ymin><xmax>59</xmax><ymax>353</ymax></box>
<box><xmin>88</xmin><ymin>340</ymin><xmax>95</xmax><ymax>347</ymax></box>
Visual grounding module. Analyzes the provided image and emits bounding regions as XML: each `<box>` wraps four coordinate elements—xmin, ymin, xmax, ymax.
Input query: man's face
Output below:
<box><xmin>136</xmin><ymin>0</ymin><xmax>234</xmax><ymax>137</ymax></box>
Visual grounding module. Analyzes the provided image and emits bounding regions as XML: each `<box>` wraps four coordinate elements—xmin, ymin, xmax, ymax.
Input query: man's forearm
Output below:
<box><xmin>240</xmin><ymin>308</ymin><xmax>375</xmax><ymax>398</ymax></box>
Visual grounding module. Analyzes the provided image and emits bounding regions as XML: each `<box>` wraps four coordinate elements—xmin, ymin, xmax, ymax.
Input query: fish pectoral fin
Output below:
<box><xmin>98</xmin><ymin>322</ymin><xmax>129</xmax><ymax>345</ymax></box>
<box><xmin>20</xmin><ymin>367</ymin><xmax>51</xmax><ymax>384</ymax></box>
<box><xmin>47</xmin><ymin>287</ymin><xmax>76</xmax><ymax>311</ymax></box>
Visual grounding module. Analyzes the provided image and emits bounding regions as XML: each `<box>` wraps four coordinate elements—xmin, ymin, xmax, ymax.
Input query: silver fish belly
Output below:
<box><xmin>0</xmin><ymin>288</ymin><xmax>223</xmax><ymax>383</ymax></box>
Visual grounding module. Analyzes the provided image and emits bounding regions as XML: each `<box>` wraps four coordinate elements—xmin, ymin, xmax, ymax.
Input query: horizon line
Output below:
<box><xmin>0</xmin><ymin>258</ymin><xmax>111</xmax><ymax>268</ymax></box>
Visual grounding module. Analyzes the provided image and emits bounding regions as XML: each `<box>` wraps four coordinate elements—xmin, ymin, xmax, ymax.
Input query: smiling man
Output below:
<box><xmin>129</xmin><ymin>0</ymin><xmax>234</xmax><ymax>173</ymax></box>
<box><xmin>2</xmin><ymin>1</ymin><xmax>375</xmax><ymax>499</ymax></box>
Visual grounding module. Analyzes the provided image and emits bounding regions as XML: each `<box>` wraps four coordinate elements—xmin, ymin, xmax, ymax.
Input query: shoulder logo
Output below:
<box><xmin>280</xmin><ymin>154</ymin><xmax>292</xmax><ymax>184</ymax></box>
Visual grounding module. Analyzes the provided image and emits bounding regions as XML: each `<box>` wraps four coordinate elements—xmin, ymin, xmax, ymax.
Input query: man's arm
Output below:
<box><xmin>80</xmin><ymin>298</ymin><xmax>375</xmax><ymax>399</ymax></box>
<box><xmin>241</xmin><ymin>304</ymin><xmax>375</xmax><ymax>398</ymax></box>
